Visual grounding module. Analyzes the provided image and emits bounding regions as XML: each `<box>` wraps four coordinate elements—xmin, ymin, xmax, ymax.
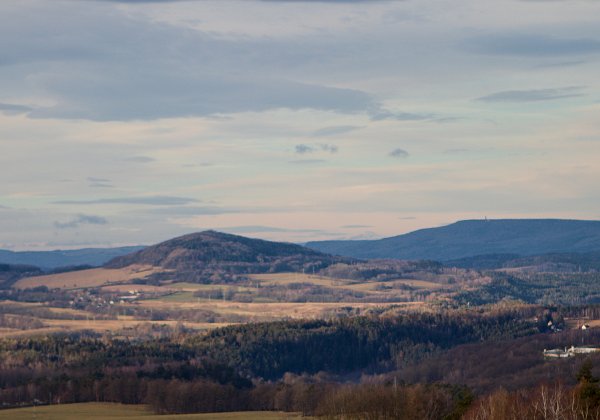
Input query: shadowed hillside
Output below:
<box><xmin>306</xmin><ymin>219</ymin><xmax>600</xmax><ymax>261</ymax></box>
<box><xmin>446</xmin><ymin>250</ymin><xmax>600</xmax><ymax>271</ymax></box>
<box><xmin>0</xmin><ymin>264</ymin><xmax>42</xmax><ymax>288</ymax></box>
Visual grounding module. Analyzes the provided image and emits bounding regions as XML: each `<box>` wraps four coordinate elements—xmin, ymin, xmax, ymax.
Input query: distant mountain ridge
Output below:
<box><xmin>306</xmin><ymin>219</ymin><xmax>600</xmax><ymax>261</ymax></box>
<box><xmin>0</xmin><ymin>246</ymin><xmax>145</xmax><ymax>270</ymax></box>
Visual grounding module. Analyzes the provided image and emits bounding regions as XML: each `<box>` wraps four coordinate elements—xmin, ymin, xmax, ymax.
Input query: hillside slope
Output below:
<box><xmin>306</xmin><ymin>219</ymin><xmax>600</xmax><ymax>261</ymax></box>
<box><xmin>0</xmin><ymin>264</ymin><xmax>43</xmax><ymax>288</ymax></box>
<box><xmin>446</xmin><ymin>250</ymin><xmax>600</xmax><ymax>271</ymax></box>
<box><xmin>106</xmin><ymin>231</ymin><xmax>348</xmax><ymax>281</ymax></box>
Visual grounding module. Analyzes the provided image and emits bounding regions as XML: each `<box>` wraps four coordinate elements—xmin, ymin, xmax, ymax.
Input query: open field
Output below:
<box><xmin>0</xmin><ymin>300</ymin><xmax>231</xmax><ymax>337</ymax></box>
<box><xmin>138</xmin><ymin>299</ymin><xmax>421</xmax><ymax>319</ymax></box>
<box><xmin>249</xmin><ymin>272</ymin><xmax>354</xmax><ymax>288</ymax></box>
<box><xmin>100</xmin><ymin>284</ymin><xmax>171</xmax><ymax>293</ymax></box>
<box><xmin>0</xmin><ymin>300</ymin><xmax>417</xmax><ymax>338</ymax></box>
<box><xmin>4</xmin><ymin>269</ymin><xmax>448</xmax><ymax>337</ymax></box>
<box><xmin>0</xmin><ymin>300</ymin><xmax>101</xmax><ymax>320</ymax></box>
<box><xmin>0</xmin><ymin>403</ymin><xmax>305</xmax><ymax>420</ymax></box>
<box><xmin>0</xmin><ymin>301</ymin><xmax>421</xmax><ymax>337</ymax></box>
<box><xmin>0</xmin><ymin>318</ymin><xmax>230</xmax><ymax>338</ymax></box>
<box><xmin>13</xmin><ymin>265</ymin><xmax>164</xmax><ymax>290</ymax></box>
<box><xmin>166</xmin><ymin>282</ymin><xmax>252</xmax><ymax>292</ymax></box>
<box><xmin>389</xmin><ymin>279</ymin><xmax>443</xmax><ymax>289</ymax></box>
<box><xmin>42</xmin><ymin>318</ymin><xmax>227</xmax><ymax>332</ymax></box>
<box><xmin>249</xmin><ymin>272</ymin><xmax>446</xmax><ymax>292</ymax></box>
<box><xmin>14</xmin><ymin>268</ymin><xmax>449</xmax><ymax>297</ymax></box>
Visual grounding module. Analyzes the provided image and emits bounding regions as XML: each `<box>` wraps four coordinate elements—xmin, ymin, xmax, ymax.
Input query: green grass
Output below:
<box><xmin>0</xmin><ymin>403</ymin><xmax>305</xmax><ymax>420</ymax></box>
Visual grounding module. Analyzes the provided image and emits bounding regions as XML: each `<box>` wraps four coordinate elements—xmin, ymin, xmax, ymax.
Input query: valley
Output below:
<box><xmin>4</xmin><ymin>225</ymin><xmax>600</xmax><ymax>418</ymax></box>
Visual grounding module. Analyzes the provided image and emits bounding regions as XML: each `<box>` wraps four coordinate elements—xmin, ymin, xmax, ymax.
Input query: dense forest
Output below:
<box><xmin>0</xmin><ymin>264</ymin><xmax>42</xmax><ymax>288</ymax></box>
<box><xmin>105</xmin><ymin>231</ymin><xmax>351</xmax><ymax>284</ymax></box>
<box><xmin>447</xmin><ymin>250</ymin><xmax>600</xmax><ymax>271</ymax></box>
<box><xmin>457</xmin><ymin>271</ymin><xmax>600</xmax><ymax>306</ymax></box>
<box><xmin>0</xmin><ymin>309</ymin><xmax>541</xmax><ymax>414</ymax></box>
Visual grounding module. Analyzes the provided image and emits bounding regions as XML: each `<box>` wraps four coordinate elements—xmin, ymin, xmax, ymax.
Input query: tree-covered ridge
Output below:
<box><xmin>0</xmin><ymin>263</ymin><xmax>42</xmax><ymax>288</ymax></box>
<box><xmin>105</xmin><ymin>231</ymin><xmax>351</xmax><ymax>283</ymax></box>
<box><xmin>0</xmin><ymin>307</ymin><xmax>584</xmax><ymax>419</ymax></box>
<box><xmin>446</xmin><ymin>250</ymin><xmax>600</xmax><ymax>271</ymax></box>
<box><xmin>192</xmin><ymin>312</ymin><xmax>536</xmax><ymax>379</ymax></box>
<box><xmin>456</xmin><ymin>271</ymin><xmax>600</xmax><ymax>306</ymax></box>
<box><xmin>307</xmin><ymin>219</ymin><xmax>600</xmax><ymax>260</ymax></box>
<box><xmin>0</xmin><ymin>312</ymin><xmax>536</xmax><ymax>378</ymax></box>
<box><xmin>107</xmin><ymin>231</ymin><xmax>342</xmax><ymax>267</ymax></box>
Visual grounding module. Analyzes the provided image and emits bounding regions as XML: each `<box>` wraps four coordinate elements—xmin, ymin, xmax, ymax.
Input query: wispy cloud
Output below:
<box><xmin>220</xmin><ymin>225</ymin><xmax>327</xmax><ymax>235</ymax></box>
<box><xmin>145</xmin><ymin>206</ymin><xmax>238</xmax><ymax>215</ymax></box>
<box><xmin>288</xmin><ymin>159</ymin><xmax>327</xmax><ymax>164</ymax></box>
<box><xmin>320</xmin><ymin>144</ymin><xmax>338</xmax><ymax>153</ymax></box>
<box><xmin>443</xmin><ymin>148</ymin><xmax>470</xmax><ymax>154</ymax></box>
<box><xmin>54</xmin><ymin>214</ymin><xmax>108</xmax><ymax>229</ymax></box>
<box><xmin>125</xmin><ymin>156</ymin><xmax>155</xmax><ymax>163</ymax></box>
<box><xmin>295</xmin><ymin>143</ymin><xmax>338</xmax><ymax>154</ymax></box>
<box><xmin>389</xmin><ymin>148</ymin><xmax>409</xmax><ymax>158</ymax></box>
<box><xmin>182</xmin><ymin>162</ymin><xmax>214</xmax><ymax>168</ymax></box>
<box><xmin>371</xmin><ymin>110</ymin><xmax>434</xmax><ymax>121</ymax></box>
<box><xmin>477</xmin><ymin>86</ymin><xmax>584</xmax><ymax>102</ymax></box>
<box><xmin>0</xmin><ymin>3</ymin><xmax>376</xmax><ymax>122</ymax></box>
<box><xmin>0</xmin><ymin>102</ymin><xmax>33</xmax><ymax>116</ymax></box>
<box><xmin>465</xmin><ymin>34</ymin><xmax>600</xmax><ymax>56</ymax></box>
<box><xmin>87</xmin><ymin>177</ymin><xmax>114</xmax><ymax>188</ymax></box>
<box><xmin>88</xmin><ymin>177</ymin><xmax>110</xmax><ymax>183</ymax></box>
<box><xmin>295</xmin><ymin>144</ymin><xmax>314</xmax><ymax>154</ymax></box>
<box><xmin>533</xmin><ymin>60</ymin><xmax>586</xmax><ymax>69</ymax></box>
<box><xmin>311</xmin><ymin>125</ymin><xmax>362</xmax><ymax>137</ymax></box>
<box><xmin>53</xmin><ymin>196</ymin><xmax>199</xmax><ymax>206</ymax></box>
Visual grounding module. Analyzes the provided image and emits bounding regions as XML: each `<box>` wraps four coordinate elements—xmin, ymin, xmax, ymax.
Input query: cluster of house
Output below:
<box><xmin>110</xmin><ymin>290</ymin><xmax>142</xmax><ymax>305</ymax></box>
<box><xmin>543</xmin><ymin>345</ymin><xmax>600</xmax><ymax>358</ymax></box>
<box><xmin>68</xmin><ymin>289</ymin><xmax>143</xmax><ymax>309</ymax></box>
<box><xmin>542</xmin><ymin>323</ymin><xmax>597</xmax><ymax>358</ymax></box>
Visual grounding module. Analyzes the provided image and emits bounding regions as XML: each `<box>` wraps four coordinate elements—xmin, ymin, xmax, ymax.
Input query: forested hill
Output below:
<box><xmin>0</xmin><ymin>264</ymin><xmax>43</xmax><ymax>288</ymax></box>
<box><xmin>306</xmin><ymin>219</ymin><xmax>600</xmax><ymax>261</ymax></box>
<box><xmin>0</xmin><ymin>246</ymin><xmax>144</xmax><ymax>270</ymax></box>
<box><xmin>106</xmin><ymin>230</ymin><xmax>348</xmax><ymax>274</ymax></box>
<box><xmin>446</xmin><ymin>250</ymin><xmax>600</xmax><ymax>271</ymax></box>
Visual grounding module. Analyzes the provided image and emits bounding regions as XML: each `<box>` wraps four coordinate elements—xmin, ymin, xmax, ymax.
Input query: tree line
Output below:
<box><xmin>0</xmin><ymin>309</ymin><xmax>538</xmax><ymax>413</ymax></box>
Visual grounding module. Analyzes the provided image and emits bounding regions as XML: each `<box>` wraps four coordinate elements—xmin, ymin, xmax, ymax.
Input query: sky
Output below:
<box><xmin>1</xmin><ymin>0</ymin><xmax>600</xmax><ymax>250</ymax></box>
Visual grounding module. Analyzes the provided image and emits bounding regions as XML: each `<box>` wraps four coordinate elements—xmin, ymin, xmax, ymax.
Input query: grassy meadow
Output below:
<box><xmin>0</xmin><ymin>403</ymin><xmax>305</xmax><ymax>420</ymax></box>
